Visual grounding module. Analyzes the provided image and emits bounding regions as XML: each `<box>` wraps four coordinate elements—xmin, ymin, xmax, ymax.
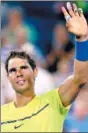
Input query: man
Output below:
<box><xmin>1</xmin><ymin>2</ymin><xmax>88</xmax><ymax>132</ymax></box>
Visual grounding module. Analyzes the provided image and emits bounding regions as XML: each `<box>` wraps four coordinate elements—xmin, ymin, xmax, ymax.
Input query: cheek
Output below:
<box><xmin>23</xmin><ymin>71</ymin><xmax>35</xmax><ymax>83</ymax></box>
<box><xmin>8</xmin><ymin>76</ymin><xmax>15</xmax><ymax>84</ymax></box>
<box><xmin>9</xmin><ymin>78</ymin><xmax>17</xmax><ymax>88</ymax></box>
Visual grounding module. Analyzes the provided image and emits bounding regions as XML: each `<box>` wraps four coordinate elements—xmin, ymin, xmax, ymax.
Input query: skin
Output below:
<box><xmin>8</xmin><ymin>3</ymin><xmax>88</xmax><ymax>108</ymax></box>
<box><xmin>8</xmin><ymin>58</ymin><xmax>38</xmax><ymax>107</ymax></box>
<box><xmin>58</xmin><ymin>3</ymin><xmax>88</xmax><ymax>106</ymax></box>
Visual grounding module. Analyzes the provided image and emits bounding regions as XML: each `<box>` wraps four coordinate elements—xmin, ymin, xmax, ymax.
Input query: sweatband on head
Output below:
<box><xmin>75</xmin><ymin>40</ymin><xmax>88</xmax><ymax>61</ymax></box>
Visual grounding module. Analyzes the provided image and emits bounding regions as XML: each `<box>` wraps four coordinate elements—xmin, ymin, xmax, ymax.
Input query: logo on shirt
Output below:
<box><xmin>14</xmin><ymin>123</ymin><xmax>24</xmax><ymax>129</ymax></box>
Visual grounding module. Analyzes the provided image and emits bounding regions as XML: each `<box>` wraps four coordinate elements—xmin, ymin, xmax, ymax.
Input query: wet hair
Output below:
<box><xmin>5</xmin><ymin>51</ymin><xmax>36</xmax><ymax>73</ymax></box>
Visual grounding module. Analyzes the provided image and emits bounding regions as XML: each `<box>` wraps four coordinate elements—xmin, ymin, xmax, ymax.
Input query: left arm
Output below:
<box><xmin>59</xmin><ymin>59</ymin><xmax>88</xmax><ymax>107</ymax></box>
<box><xmin>58</xmin><ymin>2</ymin><xmax>88</xmax><ymax>107</ymax></box>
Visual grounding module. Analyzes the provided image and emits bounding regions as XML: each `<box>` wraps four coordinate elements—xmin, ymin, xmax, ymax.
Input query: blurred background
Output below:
<box><xmin>1</xmin><ymin>1</ymin><xmax>88</xmax><ymax>132</ymax></box>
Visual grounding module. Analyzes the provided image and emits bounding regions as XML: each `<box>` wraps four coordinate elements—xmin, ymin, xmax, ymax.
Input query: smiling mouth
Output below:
<box><xmin>17</xmin><ymin>80</ymin><xmax>25</xmax><ymax>85</ymax></box>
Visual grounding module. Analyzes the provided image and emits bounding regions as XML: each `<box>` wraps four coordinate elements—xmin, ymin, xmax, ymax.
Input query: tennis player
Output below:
<box><xmin>1</xmin><ymin>2</ymin><xmax>88</xmax><ymax>132</ymax></box>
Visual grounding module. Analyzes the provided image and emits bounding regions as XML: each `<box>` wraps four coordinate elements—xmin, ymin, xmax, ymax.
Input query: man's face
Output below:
<box><xmin>8</xmin><ymin>58</ymin><xmax>37</xmax><ymax>93</ymax></box>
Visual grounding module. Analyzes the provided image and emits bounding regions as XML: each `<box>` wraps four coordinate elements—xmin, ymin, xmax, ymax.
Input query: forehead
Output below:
<box><xmin>8</xmin><ymin>58</ymin><xmax>30</xmax><ymax>69</ymax></box>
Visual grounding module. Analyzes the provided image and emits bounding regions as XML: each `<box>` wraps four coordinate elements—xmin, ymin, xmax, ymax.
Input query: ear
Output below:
<box><xmin>33</xmin><ymin>68</ymin><xmax>38</xmax><ymax>78</ymax></box>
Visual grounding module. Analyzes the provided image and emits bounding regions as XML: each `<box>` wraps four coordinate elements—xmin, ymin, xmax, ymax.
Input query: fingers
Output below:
<box><xmin>62</xmin><ymin>7</ymin><xmax>71</xmax><ymax>22</ymax></box>
<box><xmin>73</xmin><ymin>3</ymin><xmax>79</xmax><ymax>17</ymax></box>
<box><xmin>61</xmin><ymin>6</ymin><xmax>69</xmax><ymax>16</ymax></box>
<box><xmin>66</xmin><ymin>2</ymin><xmax>75</xmax><ymax>17</ymax></box>
<box><xmin>78</xmin><ymin>8</ymin><xmax>84</xmax><ymax>17</ymax></box>
<box><xmin>73</xmin><ymin>3</ymin><xmax>84</xmax><ymax>17</ymax></box>
<box><xmin>62</xmin><ymin>2</ymin><xmax>84</xmax><ymax>19</ymax></box>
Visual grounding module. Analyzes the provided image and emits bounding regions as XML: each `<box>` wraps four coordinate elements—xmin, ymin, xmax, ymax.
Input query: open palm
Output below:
<box><xmin>62</xmin><ymin>3</ymin><xmax>88</xmax><ymax>37</ymax></box>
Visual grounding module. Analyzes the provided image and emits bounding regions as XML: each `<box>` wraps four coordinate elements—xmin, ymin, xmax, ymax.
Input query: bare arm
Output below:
<box><xmin>59</xmin><ymin>60</ymin><xmax>88</xmax><ymax>107</ymax></box>
<box><xmin>58</xmin><ymin>3</ymin><xmax>88</xmax><ymax>107</ymax></box>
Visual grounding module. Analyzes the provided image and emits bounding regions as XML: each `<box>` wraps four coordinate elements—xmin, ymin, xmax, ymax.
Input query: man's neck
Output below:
<box><xmin>14</xmin><ymin>91</ymin><xmax>36</xmax><ymax>108</ymax></box>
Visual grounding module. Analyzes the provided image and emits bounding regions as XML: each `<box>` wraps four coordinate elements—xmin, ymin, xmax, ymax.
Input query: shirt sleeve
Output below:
<box><xmin>45</xmin><ymin>88</ymin><xmax>71</xmax><ymax>116</ymax></box>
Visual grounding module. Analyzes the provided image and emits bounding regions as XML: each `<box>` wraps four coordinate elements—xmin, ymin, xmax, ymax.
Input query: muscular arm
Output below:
<box><xmin>58</xmin><ymin>3</ymin><xmax>88</xmax><ymax>107</ymax></box>
<box><xmin>74</xmin><ymin>59</ymin><xmax>88</xmax><ymax>85</ymax></box>
<box><xmin>59</xmin><ymin>60</ymin><xmax>88</xmax><ymax>107</ymax></box>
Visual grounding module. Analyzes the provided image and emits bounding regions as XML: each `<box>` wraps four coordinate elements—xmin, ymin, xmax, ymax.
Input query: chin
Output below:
<box><xmin>14</xmin><ymin>85</ymin><xmax>30</xmax><ymax>93</ymax></box>
<box><xmin>15</xmin><ymin>88</ymin><xmax>29</xmax><ymax>94</ymax></box>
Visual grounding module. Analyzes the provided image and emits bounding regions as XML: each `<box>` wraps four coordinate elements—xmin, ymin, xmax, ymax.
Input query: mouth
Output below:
<box><xmin>17</xmin><ymin>80</ymin><xmax>25</xmax><ymax>85</ymax></box>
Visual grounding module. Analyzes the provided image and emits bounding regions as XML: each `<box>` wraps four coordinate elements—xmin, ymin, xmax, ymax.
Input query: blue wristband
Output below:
<box><xmin>75</xmin><ymin>40</ymin><xmax>88</xmax><ymax>61</ymax></box>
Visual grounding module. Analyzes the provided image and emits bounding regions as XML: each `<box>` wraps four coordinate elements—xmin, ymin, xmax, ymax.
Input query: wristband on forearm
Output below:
<box><xmin>75</xmin><ymin>40</ymin><xmax>88</xmax><ymax>61</ymax></box>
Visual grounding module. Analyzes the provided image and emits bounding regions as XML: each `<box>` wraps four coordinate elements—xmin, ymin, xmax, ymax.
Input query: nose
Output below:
<box><xmin>16</xmin><ymin>69</ymin><xmax>23</xmax><ymax>78</ymax></box>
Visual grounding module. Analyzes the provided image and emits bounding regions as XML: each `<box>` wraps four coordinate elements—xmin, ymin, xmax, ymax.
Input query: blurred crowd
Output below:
<box><xmin>1</xmin><ymin>1</ymin><xmax>88</xmax><ymax>132</ymax></box>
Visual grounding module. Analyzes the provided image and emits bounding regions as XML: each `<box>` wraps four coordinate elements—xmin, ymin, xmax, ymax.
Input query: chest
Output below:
<box><xmin>1</xmin><ymin>103</ymin><xmax>61</xmax><ymax>132</ymax></box>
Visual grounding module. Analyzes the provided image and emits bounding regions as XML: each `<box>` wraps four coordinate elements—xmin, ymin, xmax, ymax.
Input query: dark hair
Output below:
<box><xmin>5</xmin><ymin>51</ymin><xmax>36</xmax><ymax>73</ymax></box>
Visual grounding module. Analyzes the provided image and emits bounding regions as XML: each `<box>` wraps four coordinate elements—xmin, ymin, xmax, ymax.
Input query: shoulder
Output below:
<box><xmin>1</xmin><ymin>103</ymin><xmax>9</xmax><ymax>110</ymax></box>
<box><xmin>38</xmin><ymin>89</ymin><xmax>60</xmax><ymax>107</ymax></box>
<box><xmin>1</xmin><ymin>103</ymin><xmax>9</xmax><ymax>120</ymax></box>
<box><xmin>1</xmin><ymin>102</ymin><xmax>14</xmax><ymax>120</ymax></box>
<box><xmin>38</xmin><ymin>89</ymin><xmax>71</xmax><ymax>112</ymax></box>
<box><xmin>1</xmin><ymin>102</ymin><xmax>13</xmax><ymax>113</ymax></box>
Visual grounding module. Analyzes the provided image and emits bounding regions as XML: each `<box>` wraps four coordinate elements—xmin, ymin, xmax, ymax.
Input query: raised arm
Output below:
<box><xmin>58</xmin><ymin>2</ymin><xmax>88</xmax><ymax>107</ymax></box>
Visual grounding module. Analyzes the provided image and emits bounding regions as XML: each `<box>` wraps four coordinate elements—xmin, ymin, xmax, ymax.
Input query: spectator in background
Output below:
<box><xmin>1</xmin><ymin>6</ymin><xmax>24</xmax><ymax>63</ymax></box>
<box><xmin>1</xmin><ymin>3</ymin><xmax>9</xmax><ymax>29</ymax></box>
<box><xmin>46</xmin><ymin>23</ymin><xmax>74</xmax><ymax>73</ymax></box>
<box><xmin>1</xmin><ymin>5</ymin><xmax>45</xmax><ymax>66</ymax></box>
<box><xmin>1</xmin><ymin>29</ymin><xmax>17</xmax><ymax>63</ymax></box>
<box><xmin>1</xmin><ymin>7</ymin><xmax>24</xmax><ymax>47</ymax></box>
<box><xmin>16</xmin><ymin>27</ymin><xmax>46</xmax><ymax>68</ymax></box>
<box><xmin>7</xmin><ymin>6</ymin><xmax>38</xmax><ymax>45</ymax></box>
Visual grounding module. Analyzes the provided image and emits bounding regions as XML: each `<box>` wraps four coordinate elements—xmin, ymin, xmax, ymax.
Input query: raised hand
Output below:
<box><xmin>62</xmin><ymin>2</ymin><xmax>88</xmax><ymax>38</ymax></box>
